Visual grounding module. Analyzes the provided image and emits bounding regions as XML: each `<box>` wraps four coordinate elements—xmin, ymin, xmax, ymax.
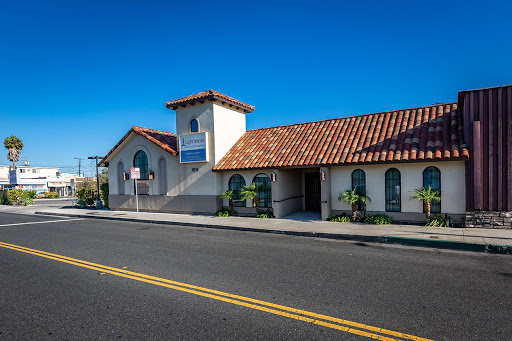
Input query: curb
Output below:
<box><xmin>35</xmin><ymin>211</ymin><xmax>512</xmax><ymax>255</ymax></box>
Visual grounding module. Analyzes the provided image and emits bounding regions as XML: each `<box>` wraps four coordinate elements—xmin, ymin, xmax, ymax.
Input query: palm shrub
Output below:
<box><xmin>410</xmin><ymin>187</ymin><xmax>441</xmax><ymax>220</ymax></box>
<box><xmin>240</xmin><ymin>182</ymin><xmax>260</xmax><ymax>214</ymax></box>
<box><xmin>220</xmin><ymin>190</ymin><xmax>235</xmax><ymax>216</ymax></box>
<box><xmin>338</xmin><ymin>189</ymin><xmax>371</xmax><ymax>221</ymax></box>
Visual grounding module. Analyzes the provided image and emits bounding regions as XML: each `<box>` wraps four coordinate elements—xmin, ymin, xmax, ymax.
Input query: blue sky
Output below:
<box><xmin>1</xmin><ymin>0</ymin><xmax>511</xmax><ymax>176</ymax></box>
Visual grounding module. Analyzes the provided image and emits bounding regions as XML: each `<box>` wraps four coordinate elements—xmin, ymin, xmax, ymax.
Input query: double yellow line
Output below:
<box><xmin>0</xmin><ymin>241</ymin><xmax>433</xmax><ymax>341</ymax></box>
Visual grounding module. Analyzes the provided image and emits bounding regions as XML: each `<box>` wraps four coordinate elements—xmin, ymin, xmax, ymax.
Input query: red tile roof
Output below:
<box><xmin>165</xmin><ymin>90</ymin><xmax>255</xmax><ymax>113</ymax></box>
<box><xmin>99</xmin><ymin>126</ymin><xmax>177</xmax><ymax>166</ymax></box>
<box><xmin>213</xmin><ymin>103</ymin><xmax>469</xmax><ymax>171</ymax></box>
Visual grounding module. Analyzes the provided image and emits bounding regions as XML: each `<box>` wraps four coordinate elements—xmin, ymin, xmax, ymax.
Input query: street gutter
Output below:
<box><xmin>34</xmin><ymin>211</ymin><xmax>512</xmax><ymax>255</ymax></box>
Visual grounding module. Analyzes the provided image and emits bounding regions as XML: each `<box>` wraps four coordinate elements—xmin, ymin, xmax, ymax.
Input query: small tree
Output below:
<box><xmin>410</xmin><ymin>186</ymin><xmax>441</xmax><ymax>220</ymax></box>
<box><xmin>4</xmin><ymin>135</ymin><xmax>23</xmax><ymax>170</ymax></box>
<box><xmin>240</xmin><ymin>182</ymin><xmax>259</xmax><ymax>214</ymax></box>
<box><xmin>220</xmin><ymin>190</ymin><xmax>235</xmax><ymax>216</ymax></box>
<box><xmin>338</xmin><ymin>189</ymin><xmax>371</xmax><ymax>221</ymax></box>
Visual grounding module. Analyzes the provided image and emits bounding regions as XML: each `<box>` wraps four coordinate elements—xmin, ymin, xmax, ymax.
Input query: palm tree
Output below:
<box><xmin>338</xmin><ymin>189</ymin><xmax>371</xmax><ymax>221</ymax></box>
<box><xmin>220</xmin><ymin>190</ymin><xmax>235</xmax><ymax>216</ymax></box>
<box><xmin>4</xmin><ymin>135</ymin><xmax>23</xmax><ymax>170</ymax></box>
<box><xmin>240</xmin><ymin>182</ymin><xmax>259</xmax><ymax>214</ymax></box>
<box><xmin>410</xmin><ymin>186</ymin><xmax>441</xmax><ymax>220</ymax></box>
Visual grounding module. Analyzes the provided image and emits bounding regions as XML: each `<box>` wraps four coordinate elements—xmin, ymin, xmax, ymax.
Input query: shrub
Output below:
<box><xmin>43</xmin><ymin>192</ymin><xmax>60</xmax><ymax>199</ymax></box>
<box><xmin>23</xmin><ymin>197</ymin><xmax>34</xmax><ymax>206</ymax></box>
<box><xmin>76</xmin><ymin>187</ymin><xmax>96</xmax><ymax>207</ymax></box>
<box><xmin>76</xmin><ymin>200</ymin><xmax>87</xmax><ymax>209</ymax></box>
<box><xmin>7</xmin><ymin>189</ymin><xmax>27</xmax><ymax>205</ymax></box>
<box><xmin>328</xmin><ymin>213</ymin><xmax>351</xmax><ymax>222</ymax></box>
<box><xmin>5</xmin><ymin>189</ymin><xmax>35</xmax><ymax>206</ymax></box>
<box><xmin>364</xmin><ymin>214</ymin><xmax>393</xmax><ymax>225</ymax></box>
<box><xmin>100</xmin><ymin>182</ymin><xmax>109</xmax><ymax>208</ymax></box>
<box><xmin>26</xmin><ymin>190</ymin><xmax>37</xmax><ymax>199</ymax></box>
<box><xmin>255</xmin><ymin>209</ymin><xmax>274</xmax><ymax>218</ymax></box>
<box><xmin>426</xmin><ymin>215</ymin><xmax>450</xmax><ymax>227</ymax></box>
<box><xmin>214</xmin><ymin>208</ymin><xmax>233</xmax><ymax>217</ymax></box>
<box><xmin>0</xmin><ymin>190</ymin><xmax>8</xmax><ymax>205</ymax></box>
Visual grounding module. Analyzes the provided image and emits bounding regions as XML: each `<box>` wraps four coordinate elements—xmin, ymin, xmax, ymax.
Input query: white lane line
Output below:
<box><xmin>0</xmin><ymin>218</ymin><xmax>84</xmax><ymax>227</ymax></box>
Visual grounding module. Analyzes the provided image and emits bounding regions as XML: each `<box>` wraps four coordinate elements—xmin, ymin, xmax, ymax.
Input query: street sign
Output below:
<box><xmin>179</xmin><ymin>132</ymin><xmax>209</xmax><ymax>163</ymax></box>
<box><xmin>131</xmin><ymin>167</ymin><xmax>140</xmax><ymax>179</ymax></box>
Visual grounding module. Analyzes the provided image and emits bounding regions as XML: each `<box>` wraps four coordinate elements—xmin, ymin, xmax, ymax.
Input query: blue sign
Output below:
<box><xmin>9</xmin><ymin>170</ymin><xmax>18</xmax><ymax>185</ymax></box>
<box><xmin>180</xmin><ymin>132</ymin><xmax>209</xmax><ymax>163</ymax></box>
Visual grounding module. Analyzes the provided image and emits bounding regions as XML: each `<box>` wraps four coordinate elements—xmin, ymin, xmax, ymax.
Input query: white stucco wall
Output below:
<box><xmin>221</xmin><ymin>170</ymin><xmax>272</xmax><ymax>208</ymax></box>
<box><xmin>174</xmin><ymin>101</ymin><xmax>247</xmax><ymax>196</ymax></box>
<box><xmin>330</xmin><ymin>161</ymin><xmax>466</xmax><ymax>214</ymax></box>
<box><xmin>213</xmin><ymin>103</ymin><xmax>247</xmax><ymax>164</ymax></box>
<box><xmin>107</xmin><ymin>134</ymin><xmax>179</xmax><ymax>196</ymax></box>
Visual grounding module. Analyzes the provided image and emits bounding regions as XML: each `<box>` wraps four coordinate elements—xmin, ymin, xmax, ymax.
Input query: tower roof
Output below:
<box><xmin>165</xmin><ymin>90</ymin><xmax>255</xmax><ymax>113</ymax></box>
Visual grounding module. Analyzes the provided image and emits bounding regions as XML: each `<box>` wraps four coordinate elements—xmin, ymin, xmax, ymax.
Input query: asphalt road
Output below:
<box><xmin>0</xmin><ymin>211</ymin><xmax>511</xmax><ymax>340</ymax></box>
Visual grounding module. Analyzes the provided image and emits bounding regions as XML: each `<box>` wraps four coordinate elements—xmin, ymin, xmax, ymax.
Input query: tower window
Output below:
<box><xmin>190</xmin><ymin>119</ymin><xmax>199</xmax><ymax>133</ymax></box>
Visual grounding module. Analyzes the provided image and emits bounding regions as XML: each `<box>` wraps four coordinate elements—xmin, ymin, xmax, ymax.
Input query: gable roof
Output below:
<box><xmin>213</xmin><ymin>103</ymin><xmax>469</xmax><ymax>171</ymax></box>
<box><xmin>99</xmin><ymin>126</ymin><xmax>177</xmax><ymax>166</ymax></box>
<box><xmin>165</xmin><ymin>89</ymin><xmax>255</xmax><ymax>113</ymax></box>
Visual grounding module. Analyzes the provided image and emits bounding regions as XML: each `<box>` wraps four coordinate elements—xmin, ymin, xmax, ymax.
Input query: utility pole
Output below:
<box><xmin>74</xmin><ymin>157</ymin><xmax>83</xmax><ymax>177</ymax></box>
<box><xmin>88</xmin><ymin>156</ymin><xmax>103</xmax><ymax>209</ymax></box>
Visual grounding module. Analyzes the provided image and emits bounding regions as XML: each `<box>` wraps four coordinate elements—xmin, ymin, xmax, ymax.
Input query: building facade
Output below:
<box><xmin>100</xmin><ymin>86</ymin><xmax>512</xmax><ymax>228</ymax></box>
<box><xmin>0</xmin><ymin>166</ymin><xmax>83</xmax><ymax>196</ymax></box>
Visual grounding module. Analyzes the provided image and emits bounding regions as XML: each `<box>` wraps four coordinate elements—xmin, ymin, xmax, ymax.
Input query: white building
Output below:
<box><xmin>0</xmin><ymin>165</ymin><xmax>81</xmax><ymax>196</ymax></box>
<box><xmin>0</xmin><ymin>165</ymin><xmax>59</xmax><ymax>193</ymax></box>
<box><xmin>99</xmin><ymin>89</ymin><xmax>481</xmax><ymax>225</ymax></box>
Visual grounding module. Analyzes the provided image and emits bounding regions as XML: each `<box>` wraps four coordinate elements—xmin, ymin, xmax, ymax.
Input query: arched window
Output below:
<box><xmin>385</xmin><ymin>168</ymin><xmax>401</xmax><ymax>212</ymax></box>
<box><xmin>228</xmin><ymin>174</ymin><xmax>246</xmax><ymax>207</ymax></box>
<box><xmin>134</xmin><ymin>150</ymin><xmax>149</xmax><ymax>195</ymax></box>
<box><xmin>351</xmin><ymin>169</ymin><xmax>366</xmax><ymax>210</ymax></box>
<box><xmin>158</xmin><ymin>158</ymin><xmax>167</xmax><ymax>195</ymax></box>
<box><xmin>190</xmin><ymin>119</ymin><xmax>199</xmax><ymax>133</ymax></box>
<box><xmin>423</xmin><ymin>166</ymin><xmax>441</xmax><ymax>213</ymax></box>
<box><xmin>117</xmin><ymin>161</ymin><xmax>124</xmax><ymax>195</ymax></box>
<box><xmin>253</xmin><ymin>173</ymin><xmax>272</xmax><ymax>208</ymax></box>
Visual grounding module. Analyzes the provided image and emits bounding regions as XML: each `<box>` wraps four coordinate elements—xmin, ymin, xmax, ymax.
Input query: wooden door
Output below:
<box><xmin>305</xmin><ymin>172</ymin><xmax>321</xmax><ymax>211</ymax></box>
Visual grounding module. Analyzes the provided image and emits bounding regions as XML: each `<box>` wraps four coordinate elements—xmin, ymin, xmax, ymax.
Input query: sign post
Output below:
<box><xmin>131</xmin><ymin>167</ymin><xmax>140</xmax><ymax>217</ymax></box>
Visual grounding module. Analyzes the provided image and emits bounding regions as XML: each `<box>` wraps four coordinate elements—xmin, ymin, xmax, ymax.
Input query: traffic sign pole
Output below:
<box><xmin>135</xmin><ymin>178</ymin><xmax>139</xmax><ymax>218</ymax></box>
<box><xmin>131</xmin><ymin>167</ymin><xmax>141</xmax><ymax>218</ymax></box>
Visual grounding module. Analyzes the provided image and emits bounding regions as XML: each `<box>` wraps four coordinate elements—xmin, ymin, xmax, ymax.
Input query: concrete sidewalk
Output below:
<box><xmin>1</xmin><ymin>203</ymin><xmax>504</xmax><ymax>254</ymax></box>
<box><xmin>1</xmin><ymin>203</ymin><xmax>511</xmax><ymax>254</ymax></box>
